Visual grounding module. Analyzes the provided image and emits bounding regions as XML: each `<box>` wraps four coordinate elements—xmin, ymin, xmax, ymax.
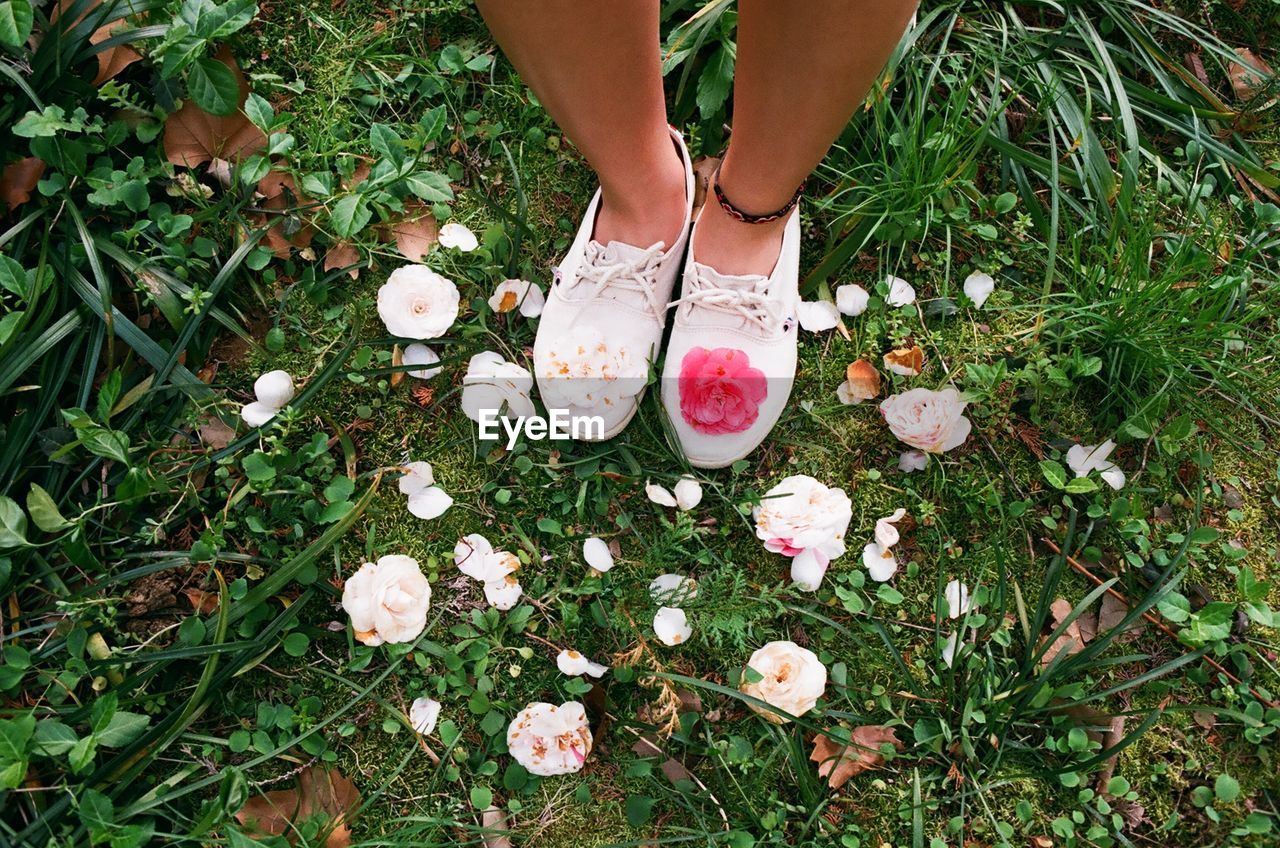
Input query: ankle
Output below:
<box><xmin>592</xmin><ymin>149</ymin><xmax>687</xmax><ymax>249</ymax></box>
<box><xmin>692</xmin><ymin>196</ymin><xmax>787</xmax><ymax>278</ymax></box>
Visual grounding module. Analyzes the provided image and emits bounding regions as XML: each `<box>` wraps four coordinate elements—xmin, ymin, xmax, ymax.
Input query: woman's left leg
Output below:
<box><xmin>695</xmin><ymin>0</ymin><xmax>918</xmax><ymax>276</ymax></box>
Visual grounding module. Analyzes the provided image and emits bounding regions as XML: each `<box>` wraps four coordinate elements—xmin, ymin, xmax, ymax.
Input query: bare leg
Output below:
<box><xmin>474</xmin><ymin>1</ymin><xmax>686</xmax><ymax>249</ymax></box>
<box><xmin>695</xmin><ymin>0</ymin><xmax>918</xmax><ymax>276</ymax></box>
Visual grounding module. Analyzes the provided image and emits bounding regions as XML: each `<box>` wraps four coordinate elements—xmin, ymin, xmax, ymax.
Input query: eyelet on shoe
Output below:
<box><xmin>553</xmin><ymin>268</ymin><xmax>562</xmax><ymax>286</ymax></box>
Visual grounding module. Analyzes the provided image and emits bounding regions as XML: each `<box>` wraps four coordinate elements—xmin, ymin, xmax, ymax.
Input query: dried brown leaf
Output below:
<box><xmin>691</xmin><ymin>155</ymin><xmax>721</xmax><ymax>218</ymax></box>
<box><xmin>1229</xmin><ymin>48</ymin><xmax>1274</xmax><ymax>101</ymax></box>
<box><xmin>810</xmin><ymin>725</ymin><xmax>903</xmax><ymax>790</ymax></box>
<box><xmin>1040</xmin><ymin>598</ymin><xmax>1086</xmax><ymax>667</ymax></box>
<box><xmin>1</xmin><ymin>157</ymin><xmax>46</xmax><ymax>211</ymax></box>
<box><xmin>480</xmin><ymin>807</ymin><xmax>513</xmax><ymax>848</ymax></box>
<box><xmin>883</xmin><ymin>345</ymin><xmax>925</xmax><ymax>377</ymax></box>
<box><xmin>234</xmin><ymin>766</ymin><xmax>360</xmax><ymax>848</ymax></box>
<box><xmin>256</xmin><ymin>171</ymin><xmax>314</xmax><ymax>258</ymax></box>
<box><xmin>390</xmin><ymin>202</ymin><xmax>439</xmax><ymax>262</ymax></box>
<box><xmin>324</xmin><ymin>241</ymin><xmax>361</xmax><ymax>280</ymax></box>
<box><xmin>198</xmin><ymin>415</ymin><xmax>236</xmax><ymax>449</ymax></box>
<box><xmin>163</xmin><ymin>48</ymin><xmax>266</xmax><ymax>168</ymax></box>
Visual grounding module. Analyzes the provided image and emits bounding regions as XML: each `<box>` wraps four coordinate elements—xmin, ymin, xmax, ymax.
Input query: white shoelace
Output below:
<box><xmin>671</xmin><ymin>269</ymin><xmax>786</xmax><ymax>335</ymax></box>
<box><xmin>572</xmin><ymin>242</ymin><xmax>668</xmax><ymax>317</ymax></box>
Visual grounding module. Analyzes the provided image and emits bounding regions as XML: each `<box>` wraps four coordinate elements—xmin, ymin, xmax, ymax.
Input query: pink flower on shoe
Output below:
<box><xmin>678</xmin><ymin>346</ymin><xmax>767</xmax><ymax>435</ymax></box>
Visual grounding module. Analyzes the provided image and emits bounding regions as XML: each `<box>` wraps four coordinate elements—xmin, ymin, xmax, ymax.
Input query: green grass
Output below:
<box><xmin>3</xmin><ymin>0</ymin><xmax>1280</xmax><ymax>846</ymax></box>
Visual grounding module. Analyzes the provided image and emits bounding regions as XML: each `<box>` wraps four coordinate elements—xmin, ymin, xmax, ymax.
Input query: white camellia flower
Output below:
<box><xmin>797</xmin><ymin>300</ymin><xmax>840</xmax><ymax>332</ymax></box>
<box><xmin>874</xmin><ymin>508</ymin><xmax>907</xmax><ymax>550</ymax></box>
<box><xmin>945</xmin><ymin>579</ymin><xmax>971</xmax><ymax>619</ymax></box>
<box><xmin>1066</xmin><ymin>440</ymin><xmax>1126</xmax><ymax>491</ymax></box>
<box><xmin>241</xmin><ymin>370</ymin><xmax>295</xmax><ymax>426</ymax></box>
<box><xmin>899</xmin><ymin>450</ymin><xmax>929</xmax><ymax>473</ymax></box>
<box><xmin>754</xmin><ymin>476</ymin><xmax>853</xmax><ymax>589</ymax></box>
<box><xmin>398</xmin><ymin>461</ymin><xmax>453</xmax><ymax>520</ymax></box>
<box><xmin>489</xmin><ymin>279</ymin><xmax>545</xmax><ymax>318</ymax></box>
<box><xmin>653</xmin><ymin>607</ymin><xmax>692</xmax><ymax>646</ymax></box>
<box><xmin>377</xmin><ymin>266</ymin><xmax>460</xmax><ymax>340</ymax></box>
<box><xmin>740</xmin><ymin>641</ymin><xmax>827</xmax><ymax>724</ymax></box>
<box><xmin>437</xmin><ymin>221</ymin><xmax>478</xmax><ymax>252</ymax></box>
<box><xmin>835</xmin><ymin>284</ymin><xmax>870</xmax><ymax>316</ymax></box>
<box><xmin>460</xmin><ymin>352</ymin><xmax>536</xmax><ymax>423</ymax></box>
<box><xmin>409</xmin><ymin>697</ymin><xmax>441</xmax><ymax>735</ymax></box>
<box><xmin>341</xmin><ymin>555</ymin><xmax>431</xmax><ymax>646</ymax></box>
<box><xmin>885</xmin><ymin>275</ymin><xmax>916</xmax><ymax>307</ymax></box>
<box><xmin>484</xmin><ymin>574</ymin><xmax>523</xmax><ymax>610</ymax></box>
<box><xmin>964</xmin><ymin>272</ymin><xmax>995</xmax><ymax>308</ymax></box>
<box><xmin>649</xmin><ymin>574</ymin><xmax>698</xmax><ymax>605</ymax></box>
<box><xmin>507</xmin><ymin>701</ymin><xmax>592</xmax><ymax>777</ymax></box>
<box><xmin>673</xmin><ymin>476</ymin><xmax>703</xmax><ymax>511</ymax></box>
<box><xmin>582</xmin><ymin>537</ymin><xmax>614</xmax><ymax>573</ymax></box>
<box><xmin>403</xmin><ymin>343</ymin><xmax>442</xmax><ymax>379</ymax></box>
<box><xmin>862</xmin><ymin>541</ymin><xmax>898</xmax><ymax>582</ymax></box>
<box><xmin>879</xmin><ymin>388</ymin><xmax>972</xmax><ymax>453</ymax></box>
<box><xmin>556</xmin><ymin>649</ymin><xmax>608</xmax><ymax>678</ymax></box>
<box><xmin>645</xmin><ymin>480</ymin><xmax>678</xmax><ymax>508</ymax></box>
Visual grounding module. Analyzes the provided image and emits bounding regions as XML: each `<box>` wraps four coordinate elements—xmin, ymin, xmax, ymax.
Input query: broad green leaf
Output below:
<box><xmin>243</xmin><ymin>92</ymin><xmax>273</xmax><ymax>130</ymax></box>
<box><xmin>0</xmin><ymin>0</ymin><xmax>33</xmax><ymax>48</ymax></box>
<box><xmin>330</xmin><ymin>194</ymin><xmax>371</xmax><ymax>238</ymax></box>
<box><xmin>369</xmin><ymin>123</ymin><xmax>405</xmax><ymax>168</ymax></box>
<box><xmin>0</xmin><ymin>310</ymin><xmax>23</xmax><ymax>346</ymax></box>
<box><xmin>95</xmin><ymin>711</ymin><xmax>150</xmax><ymax>748</ymax></box>
<box><xmin>0</xmin><ymin>255</ymin><xmax>26</xmax><ymax>298</ymax></box>
<box><xmin>32</xmin><ymin>721</ymin><xmax>78</xmax><ymax>757</ymax></box>
<box><xmin>26</xmin><ymin>484</ymin><xmax>72</xmax><ymax>533</ymax></box>
<box><xmin>0</xmin><ymin>496</ymin><xmax>29</xmax><ymax>550</ymax></box>
<box><xmin>1039</xmin><ymin>459</ymin><xmax>1068</xmax><ymax>490</ymax></box>
<box><xmin>187</xmin><ymin>57</ymin><xmax>241</xmax><ymax>116</ymax></box>
<box><xmin>1063</xmin><ymin>476</ymin><xmax>1098</xmax><ymax>494</ymax></box>
<box><xmin>695</xmin><ymin>44</ymin><xmax>734</xmax><ymax>118</ymax></box>
<box><xmin>405</xmin><ymin>171</ymin><xmax>454</xmax><ymax>202</ymax></box>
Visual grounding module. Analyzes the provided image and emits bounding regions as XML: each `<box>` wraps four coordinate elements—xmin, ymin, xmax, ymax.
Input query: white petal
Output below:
<box><xmin>518</xmin><ymin>284</ymin><xmax>546</xmax><ymax>318</ymax></box>
<box><xmin>898</xmin><ymin>450</ymin><xmax>928</xmax><ymax>473</ymax></box>
<box><xmin>645</xmin><ymin>480</ymin><xmax>678</xmax><ymax>508</ymax></box>
<box><xmin>556</xmin><ymin>649</ymin><xmax>608</xmax><ymax>678</ymax></box>
<box><xmin>1100</xmin><ymin>465</ymin><xmax>1126</xmax><ymax>490</ymax></box>
<box><xmin>582</xmin><ymin>537</ymin><xmax>614</xmax><ymax>572</ymax></box>
<box><xmin>673</xmin><ymin>476</ymin><xmax>703</xmax><ymax>511</ymax></box>
<box><xmin>886</xmin><ymin>276</ymin><xmax>916</xmax><ymax>307</ymax></box>
<box><xmin>797</xmin><ymin>300</ymin><xmax>840</xmax><ymax>332</ymax></box>
<box><xmin>240</xmin><ymin>401</ymin><xmax>279</xmax><ymax>427</ymax></box>
<box><xmin>836</xmin><ymin>381</ymin><xmax>861</xmax><ymax>405</ymax></box>
<box><xmin>1067</xmin><ymin>441</ymin><xmax>1117</xmax><ymax>477</ymax></box>
<box><xmin>407</xmin><ymin>486</ymin><xmax>453</xmax><ymax>520</ymax></box>
<box><xmin>409</xmin><ymin>697</ymin><xmax>441</xmax><ymax>735</ymax></box>
<box><xmin>398</xmin><ymin>461</ymin><xmax>434</xmax><ymax>495</ymax></box>
<box><xmin>790</xmin><ymin>548</ymin><xmax>829</xmax><ymax>592</ymax></box>
<box><xmin>649</xmin><ymin>574</ymin><xmax>698</xmax><ymax>605</ymax></box>
<box><xmin>253</xmin><ymin>370</ymin><xmax>295</xmax><ymax>408</ymax></box>
<box><xmin>963</xmin><ymin>272</ymin><xmax>995</xmax><ymax>308</ymax></box>
<box><xmin>862</xmin><ymin>542</ymin><xmax>898</xmax><ymax>582</ymax></box>
<box><xmin>403</xmin><ymin>343</ymin><xmax>442</xmax><ymax>380</ymax></box>
<box><xmin>437</xmin><ymin>221</ymin><xmax>478</xmax><ymax>251</ymax></box>
<box><xmin>944</xmin><ymin>580</ymin><xmax>971</xmax><ymax>619</ymax></box>
<box><xmin>484</xmin><ymin>576</ymin><xmax>522</xmax><ymax>610</ymax></box>
<box><xmin>941</xmin><ymin>632</ymin><xmax>959</xmax><ymax>668</ymax></box>
<box><xmin>835</xmin><ymin>284</ymin><xmax>870</xmax><ymax>316</ymax></box>
<box><xmin>874</xmin><ymin>508</ymin><xmax>907</xmax><ymax>550</ymax></box>
<box><xmin>454</xmin><ymin>533</ymin><xmax>494</xmax><ymax>573</ymax></box>
<box><xmin>653</xmin><ymin>607</ymin><xmax>692</xmax><ymax>646</ymax></box>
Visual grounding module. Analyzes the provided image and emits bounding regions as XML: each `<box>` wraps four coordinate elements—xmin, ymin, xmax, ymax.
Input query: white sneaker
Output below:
<box><xmin>534</xmin><ymin>129</ymin><xmax>695</xmax><ymax>440</ymax></box>
<box><xmin>660</xmin><ymin>206</ymin><xmax>801</xmax><ymax>468</ymax></box>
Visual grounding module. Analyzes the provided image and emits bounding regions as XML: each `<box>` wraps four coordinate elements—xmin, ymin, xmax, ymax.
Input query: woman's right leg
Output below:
<box><xmin>473</xmin><ymin>1</ymin><xmax>685</xmax><ymax>249</ymax></box>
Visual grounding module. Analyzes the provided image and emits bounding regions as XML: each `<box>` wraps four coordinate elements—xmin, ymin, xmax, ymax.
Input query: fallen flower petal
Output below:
<box><xmin>484</xmin><ymin>574</ymin><xmax>523</xmax><ymax>610</ymax></box>
<box><xmin>437</xmin><ymin>221</ymin><xmax>478</xmax><ymax>252</ymax></box>
<box><xmin>673</xmin><ymin>476</ymin><xmax>703</xmax><ymax>511</ymax></box>
<box><xmin>653</xmin><ymin>607</ymin><xmax>692</xmax><ymax>646</ymax></box>
<box><xmin>583</xmin><ymin>537</ymin><xmax>614</xmax><ymax>572</ymax></box>
<box><xmin>797</xmin><ymin>300</ymin><xmax>840</xmax><ymax>332</ymax></box>
<box><xmin>409</xmin><ymin>697</ymin><xmax>441</xmax><ymax>735</ymax></box>
<box><xmin>898</xmin><ymin>450</ymin><xmax>928</xmax><ymax>473</ymax></box>
<box><xmin>254</xmin><ymin>370</ymin><xmax>295</xmax><ymax>408</ymax></box>
<box><xmin>862</xmin><ymin>542</ymin><xmax>898</xmax><ymax>582</ymax></box>
<box><xmin>945</xmin><ymin>579</ymin><xmax>971</xmax><ymax>619</ymax></box>
<box><xmin>835</xmin><ymin>284</ymin><xmax>870</xmax><ymax>316</ymax></box>
<box><xmin>874</xmin><ymin>508</ymin><xmax>907</xmax><ymax>550</ymax></box>
<box><xmin>556</xmin><ymin>649</ymin><xmax>608</xmax><ymax>678</ymax></box>
<box><xmin>645</xmin><ymin>480</ymin><xmax>678</xmax><ymax>508</ymax></box>
<box><xmin>240</xmin><ymin>400</ymin><xmax>280</xmax><ymax>428</ymax></box>
<box><xmin>649</xmin><ymin>574</ymin><xmax>698</xmax><ymax>605</ymax></box>
<box><xmin>403</xmin><ymin>343</ymin><xmax>442</xmax><ymax>379</ymax></box>
<box><xmin>963</xmin><ymin>271</ymin><xmax>995</xmax><ymax>308</ymax></box>
<box><xmin>886</xmin><ymin>275</ymin><xmax>916</xmax><ymax>307</ymax></box>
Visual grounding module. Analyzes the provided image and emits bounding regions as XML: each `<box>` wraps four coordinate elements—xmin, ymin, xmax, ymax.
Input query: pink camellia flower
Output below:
<box><xmin>678</xmin><ymin>347</ymin><xmax>767</xmax><ymax>435</ymax></box>
<box><xmin>879</xmin><ymin>387</ymin><xmax>972</xmax><ymax>453</ymax></box>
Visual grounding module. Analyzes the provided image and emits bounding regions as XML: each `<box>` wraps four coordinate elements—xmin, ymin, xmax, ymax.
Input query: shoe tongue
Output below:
<box><xmin>692</xmin><ymin>261</ymin><xmax>768</xmax><ymax>293</ymax></box>
<box><xmin>587</xmin><ymin>239</ymin><xmax>663</xmax><ymax>265</ymax></box>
